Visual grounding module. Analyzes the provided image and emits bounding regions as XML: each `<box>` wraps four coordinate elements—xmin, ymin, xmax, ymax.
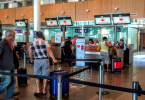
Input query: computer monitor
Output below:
<box><xmin>112</xmin><ymin>13</ymin><xmax>131</xmax><ymax>24</ymax></box>
<box><xmin>15</xmin><ymin>19</ymin><xmax>26</xmax><ymax>27</ymax></box>
<box><xmin>94</xmin><ymin>15</ymin><xmax>111</xmax><ymax>25</ymax></box>
<box><xmin>58</xmin><ymin>17</ymin><xmax>72</xmax><ymax>26</ymax></box>
<box><xmin>45</xmin><ymin>18</ymin><xmax>58</xmax><ymax>26</ymax></box>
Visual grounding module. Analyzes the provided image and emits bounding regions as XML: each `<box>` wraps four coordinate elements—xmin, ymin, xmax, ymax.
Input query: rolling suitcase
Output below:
<box><xmin>112</xmin><ymin>57</ymin><xmax>122</xmax><ymax>72</ymax></box>
<box><xmin>17</xmin><ymin>53</ymin><xmax>28</xmax><ymax>86</ymax></box>
<box><xmin>49</xmin><ymin>70</ymin><xmax>69</xmax><ymax>99</ymax></box>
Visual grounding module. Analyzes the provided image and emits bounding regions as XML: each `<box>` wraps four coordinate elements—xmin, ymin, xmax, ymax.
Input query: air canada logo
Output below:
<box><xmin>20</xmin><ymin>23</ymin><xmax>22</xmax><ymax>25</ymax></box>
<box><xmin>50</xmin><ymin>21</ymin><xmax>53</xmax><ymax>24</ymax></box>
<box><xmin>119</xmin><ymin>17</ymin><xmax>124</xmax><ymax>22</ymax></box>
<box><xmin>101</xmin><ymin>18</ymin><xmax>105</xmax><ymax>22</ymax></box>
<box><xmin>64</xmin><ymin>20</ymin><xmax>67</xmax><ymax>23</ymax></box>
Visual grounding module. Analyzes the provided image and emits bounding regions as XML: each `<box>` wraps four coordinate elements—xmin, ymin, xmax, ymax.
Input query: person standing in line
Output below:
<box><xmin>29</xmin><ymin>31</ymin><xmax>57</xmax><ymax>96</ymax></box>
<box><xmin>100</xmin><ymin>37</ymin><xmax>111</xmax><ymax>71</ymax></box>
<box><xmin>64</xmin><ymin>37</ymin><xmax>73</xmax><ymax>66</ymax></box>
<box><xmin>0</xmin><ymin>29</ymin><xmax>19</xmax><ymax>100</ymax></box>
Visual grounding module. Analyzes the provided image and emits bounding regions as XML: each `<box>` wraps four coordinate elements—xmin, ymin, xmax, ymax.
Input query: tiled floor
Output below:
<box><xmin>1</xmin><ymin>51</ymin><xmax>145</xmax><ymax>100</ymax></box>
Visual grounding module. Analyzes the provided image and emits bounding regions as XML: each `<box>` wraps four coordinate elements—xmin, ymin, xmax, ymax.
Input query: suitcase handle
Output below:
<box><xmin>53</xmin><ymin>62</ymin><xmax>60</xmax><ymax>71</ymax></box>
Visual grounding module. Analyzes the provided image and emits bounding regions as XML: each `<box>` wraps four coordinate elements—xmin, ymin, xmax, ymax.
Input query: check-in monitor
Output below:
<box><xmin>15</xmin><ymin>20</ymin><xmax>26</xmax><ymax>27</ymax></box>
<box><xmin>112</xmin><ymin>13</ymin><xmax>131</xmax><ymax>24</ymax></box>
<box><xmin>94</xmin><ymin>15</ymin><xmax>111</xmax><ymax>25</ymax></box>
<box><xmin>45</xmin><ymin>18</ymin><xmax>58</xmax><ymax>26</ymax></box>
<box><xmin>58</xmin><ymin>17</ymin><xmax>72</xmax><ymax>26</ymax></box>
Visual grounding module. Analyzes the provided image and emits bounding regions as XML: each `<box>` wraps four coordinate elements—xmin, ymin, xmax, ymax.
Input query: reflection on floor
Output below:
<box><xmin>0</xmin><ymin>51</ymin><xmax>145</xmax><ymax>100</ymax></box>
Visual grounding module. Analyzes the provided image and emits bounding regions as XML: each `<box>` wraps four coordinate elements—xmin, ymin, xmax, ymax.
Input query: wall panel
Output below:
<box><xmin>15</xmin><ymin>6</ymin><xmax>33</xmax><ymax>23</ymax></box>
<box><xmin>133</xmin><ymin>0</ymin><xmax>144</xmax><ymax>18</ymax></box>
<box><xmin>1</xmin><ymin>8</ymin><xmax>15</xmax><ymax>24</ymax></box>
<box><xmin>93</xmin><ymin>0</ymin><xmax>102</xmax><ymax>15</ymax></box>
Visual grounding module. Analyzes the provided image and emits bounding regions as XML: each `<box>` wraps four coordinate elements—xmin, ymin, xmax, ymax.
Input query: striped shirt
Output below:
<box><xmin>29</xmin><ymin>39</ymin><xmax>49</xmax><ymax>59</ymax></box>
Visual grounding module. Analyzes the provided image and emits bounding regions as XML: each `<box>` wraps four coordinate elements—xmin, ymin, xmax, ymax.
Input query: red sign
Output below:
<box><xmin>20</xmin><ymin>23</ymin><xmax>22</xmax><ymax>25</ymax></box>
<box><xmin>101</xmin><ymin>18</ymin><xmax>105</xmax><ymax>22</ymax></box>
<box><xmin>119</xmin><ymin>17</ymin><xmax>124</xmax><ymax>22</ymax></box>
<box><xmin>77</xmin><ymin>45</ymin><xmax>80</xmax><ymax>48</ymax></box>
<box><xmin>64</xmin><ymin>20</ymin><xmax>67</xmax><ymax>23</ymax></box>
<box><xmin>81</xmin><ymin>45</ymin><xmax>84</xmax><ymax>50</ymax></box>
<box><xmin>23</xmin><ymin>31</ymin><xmax>30</xmax><ymax>35</ymax></box>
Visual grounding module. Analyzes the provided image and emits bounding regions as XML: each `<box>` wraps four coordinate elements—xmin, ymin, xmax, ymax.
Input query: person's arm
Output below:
<box><xmin>46</xmin><ymin>47</ymin><xmax>57</xmax><ymax>63</ymax></box>
<box><xmin>105</xmin><ymin>41</ymin><xmax>111</xmax><ymax>47</ymax></box>
<box><xmin>70</xmin><ymin>44</ymin><xmax>73</xmax><ymax>53</ymax></box>
<box><xmin>29</xmin><ymin>49</ymin><xmax>34</xmax><ymax>63</ymax></box>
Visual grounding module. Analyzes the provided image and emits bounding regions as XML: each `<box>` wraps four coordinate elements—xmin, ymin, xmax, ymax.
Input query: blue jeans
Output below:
<box><xmin>0</xmin><ymin>68</ymin><xmax>16</xmax><ymax>100</ymax></box>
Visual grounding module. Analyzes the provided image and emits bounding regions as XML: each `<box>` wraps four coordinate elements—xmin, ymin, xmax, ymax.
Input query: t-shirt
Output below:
<box><xmin>72</xmin><ymin>39</ymin><xmax>75</xmax><ymax>44</ymax></box>
<box><xmin>64</xmin><ymin>40</ymin><xmax>72</xmax><ymax>52</ymax></box>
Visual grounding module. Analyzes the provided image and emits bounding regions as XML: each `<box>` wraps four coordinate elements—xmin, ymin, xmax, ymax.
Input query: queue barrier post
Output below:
<box><xmin>132</xmin><ymin>82</ymin><xmax>139</xmax><ymax>100</ymax></box>
<box><xmin>57</xmin><ymin>75</ymin><xmax>62</xmax><ymax>100</ymax></box>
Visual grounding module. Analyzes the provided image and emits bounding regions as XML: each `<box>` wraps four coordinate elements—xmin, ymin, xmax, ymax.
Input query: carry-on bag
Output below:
<box><xmin>17</xmin><ymin>53</ymin><xmax>27</xmax><ymax>86</ymax></box>
<box><xmin>112</xmin><ymin>57</ymin><xmax>122</xmax><ymax>72</ymax></box>
<box><xmin>49</xmin><ymin>63</ymin><xmax>69</xmax><ymax>99</ymax></box>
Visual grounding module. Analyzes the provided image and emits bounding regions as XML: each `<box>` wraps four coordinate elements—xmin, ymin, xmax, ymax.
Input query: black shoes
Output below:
<box><xmin>34</xmin><ymin>92</ymin><xmax>41</xmax><ymax>96</ymax></box>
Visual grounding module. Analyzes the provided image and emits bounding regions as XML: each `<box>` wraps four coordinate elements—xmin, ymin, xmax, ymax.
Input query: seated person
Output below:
<box><xmin>87</xmin><ymin>39</ymin><xmax>94</xmax><ymax>45</ymax></box>
<box><xmin>116</xmin><ymin>38</ymin><xmax>126</xmax><ymax>51</ymax></box>
<box><xmin>93</xmin><ymin>39</ymin><xmax>99</xmax><ymax>46</ymax></box>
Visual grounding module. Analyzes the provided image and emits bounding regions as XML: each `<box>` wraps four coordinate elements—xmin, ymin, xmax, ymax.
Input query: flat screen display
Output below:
<box><xmin>58</xmin><ymin>17</ymin><xmax>72</xmax><ymax>26</ymax></box>
<box><xmin>94</xmin><ymin>15</ymin><xmax>111</xmax><ymax>25</ymax></box>
<box><xmin>45</xmin><ymin>18</ymin><xmax>58</xmax><ymax>26</ymax></box>
<box><xmin>15</xmin><ymin>20</ymin><xmax>26</xmax><ymax>27</ymax></box>
<box><xmin>112</xmin><ymin>14</ymin><xmax>131</xmax><ymax>24</ymax></box>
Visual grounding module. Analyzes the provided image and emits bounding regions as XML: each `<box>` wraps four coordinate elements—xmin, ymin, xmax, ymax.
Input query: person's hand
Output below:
<box><xmin>53</xmin><ymin>59</ymin><xmax>57</xmax><ymax>63</ymax></box>
<box><xmin>31</xmin><ymin>59</ymin><xmax>34</xmax><ymax>63</ymax></box>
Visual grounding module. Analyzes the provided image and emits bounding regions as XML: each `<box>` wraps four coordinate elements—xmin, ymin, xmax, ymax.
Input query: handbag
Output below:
<box><xmin>97</xmin><ymin>45</ymin><xmax>101</xmax><ymax>51</ymax></box>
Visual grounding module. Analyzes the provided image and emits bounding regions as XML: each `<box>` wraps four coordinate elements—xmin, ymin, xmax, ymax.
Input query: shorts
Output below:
<box><xmin>100</xmin><ymin>51</ymin><xmax>110</xmax><ymax>64</ymax></box>
<box><xmin>34</xmin><ymin>59</ymin><xmax>50</xmax><ymax>76</ymax></box>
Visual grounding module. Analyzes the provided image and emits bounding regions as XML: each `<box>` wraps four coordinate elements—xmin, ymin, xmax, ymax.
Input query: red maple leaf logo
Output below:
<box><xmin>20</xmin><ymin>23</ymin><xmax>22</xmax><ymax>25</ymax></box>
<box><xmin>119</xmin><ymin>17</ymin><xmax>124</xmax><ymax>22</ymax></box>
<box><xmin>101</xmin><ymin>18</ymin><xmax>105</xmax><ymax>22</ymax></box>
<box><xmin>50</xmin><ymin>21</ymin><xmax>53</xmax><ymax>24</ymax></box>
<box><xmin>64</xmin><ymin>20</ymin><xmax>67</xmax><ymax>23</ymax></box>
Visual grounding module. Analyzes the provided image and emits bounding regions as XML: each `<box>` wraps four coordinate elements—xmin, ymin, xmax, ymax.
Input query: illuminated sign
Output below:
<box><xmin>16</xmin><ymin>21</ymin><xmax>26</xmax><ymax>27</ymax></box>
<box><xmin>45</xmin><ymin>18</ymin><xmax>58</xmax><ymax>26</ymax></box>
<box><xmin>58</xmin><ymin>17</ymin><xmax>72</xmax><ymax>26</ymax></box>
<box><xmin>75</xmin><ymin>29</ymin><xmax>88</xmax><ymax>33</ymax></box>
<box><xmin>112</xmin><ymin>14</ymin><xmax>130</xmax><ymax>24</ymax></box>
<box><xmin>94</xmin><ymin>15</ymin><xmax>111</xmax><ymax>25</ymax></box>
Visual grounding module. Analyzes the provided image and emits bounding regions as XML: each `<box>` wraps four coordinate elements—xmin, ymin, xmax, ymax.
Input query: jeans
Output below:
<box><xmin>0</xmin><ymin>67</ymin><xmax>16</xmax><ymax>100</ymax></box>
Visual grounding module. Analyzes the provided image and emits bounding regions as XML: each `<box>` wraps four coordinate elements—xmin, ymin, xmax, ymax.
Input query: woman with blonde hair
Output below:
<box><xmin>93</xmin><ymin>39</ymin><xmax>99</xmax><ymax>46</ymax></box>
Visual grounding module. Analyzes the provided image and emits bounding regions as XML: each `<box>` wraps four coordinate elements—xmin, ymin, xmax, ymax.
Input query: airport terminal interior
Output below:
<box><xmin>0</xmin><ymin>0</ymin><xmax>145</xmax><ymax>100</ymax></box>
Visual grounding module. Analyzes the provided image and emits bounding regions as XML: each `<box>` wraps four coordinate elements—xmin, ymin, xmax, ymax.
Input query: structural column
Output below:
<box><xmin>34</xmin><ymin>0</ymin><xmax>41</xmax><ymax>40</ymax></box>
<box><xmin>22</xmin><ymin>0</ymin><xmax>27</xmax><ymax>7</ymax></box>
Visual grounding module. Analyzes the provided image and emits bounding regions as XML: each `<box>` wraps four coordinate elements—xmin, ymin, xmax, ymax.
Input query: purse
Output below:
<box><xmin>97</xmin><ymin>45</ymin><xmax>101</xmax><ymax>51</ymax></box>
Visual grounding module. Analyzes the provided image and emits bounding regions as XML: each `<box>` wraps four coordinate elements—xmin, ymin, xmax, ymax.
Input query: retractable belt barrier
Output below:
<box><xmin>0</xmin><ymin>58</ymin><xmax>144</xmax><ymax>97</ymax></box>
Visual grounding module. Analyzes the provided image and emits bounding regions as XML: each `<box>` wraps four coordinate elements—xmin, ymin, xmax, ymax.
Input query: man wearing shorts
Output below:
<box><xmin>100</xmin><ymin>37</ymin><xmax>111</xmax><ymax>71</ymax></box>
<box><xmin>29</xmin><ymin>31</ymin><xmax>57</xmax><ymax>96</ymax></box>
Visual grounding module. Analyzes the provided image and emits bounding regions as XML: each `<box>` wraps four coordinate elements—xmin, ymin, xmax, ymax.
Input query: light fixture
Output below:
<box><xmin>86</xmin><ymin>10</ymin><xmax>89</xmax><ymax>12</ymax></box>
<box><xmin>61</xmin><ymin>11</ymin><xmax>65</xmax><ymax>14</ymax></box>
<box><xmin>40</xmin><ymin>13</ymin><xmax>43</xmax><ymax>15</ymax></box>
<box><xmin>21</xmin><ymin>14</ymin><xmax>24</xmax><ymax>17</ymax></box>
<box><xmin>115</xmin><ymin>8</ymin><xmax>118</xmax><ymax>10</ymax></box>
<box><xmin>5</xmin><ymin>16</ymin><xmax>8</xmax><ymax>18</ymax></box>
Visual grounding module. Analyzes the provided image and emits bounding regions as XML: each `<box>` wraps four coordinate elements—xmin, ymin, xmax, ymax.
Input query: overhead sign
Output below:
<box><xmin>45</xmin><ymin>18</ymin><xmax>58</xmax><ymax>26</ymax></box>
<box><xmin>94</xmin><ymin>15</ymin><xmax>111</xmax><ymax>25</ymax></box>
<box><xmin>16</xmin><ymin>21</ymin><xmax>26</xmax><ymax>27</ymax></box>
<box><xmin>58</xmin><ymin>17</ymin><xmax>72</xmax><ymax>26</ymax></box>
<box><xmin>112</xmin><ymin>13</ymin><xmax>131</xmax><ymax>24</ymax></box>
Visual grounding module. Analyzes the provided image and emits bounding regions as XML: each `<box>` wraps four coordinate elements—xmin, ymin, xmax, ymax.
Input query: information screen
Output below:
<box><xmin>94</xmin><ymin>15</ymin><xmax>111</xmax><ymax>25</ymax></box>
<box><xmin>58</xmin><ymin>17</ymin><xmax>72</xmax><ymax>26</ymax></box>
<box><xmin>15</xmin><ymin>21</ymin><xmax>26</xmax><ymax>27</ymax></box>
<box><xmin>112</xmin><ymin>14</ymin><xmax>131</xmax><ymax>24</ymax></box>
<box><xmin>45</xmin><ymin>18</ymin><xmax>58</xmax><ymax>26</ymax></box>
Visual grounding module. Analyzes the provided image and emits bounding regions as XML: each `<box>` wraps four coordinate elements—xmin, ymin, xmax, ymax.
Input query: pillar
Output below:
<box><xmin>114</xmin><ymin>25</ymin><xmax>117</xmax><ymax>43</ymax></box>
<box><xmin>34</xmin><ymin>0</ymin><xmax>41</xmax><ymax>40</ymax></box>
<box><xmin>22</xmin><ymin>0</ymin><xmax>27</xmax><ymax>7</ymax></box>
<box><xmin>82</xmin><ymin>25</ymin><xmax>84</xmax><ymax>37</ymax></box>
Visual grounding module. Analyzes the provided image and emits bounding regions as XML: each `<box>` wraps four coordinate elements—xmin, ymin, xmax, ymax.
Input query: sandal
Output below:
<box><xmin>34</xmin><ymin>92</ymin><xmax>41</xmax><ymax>96</ymax></box>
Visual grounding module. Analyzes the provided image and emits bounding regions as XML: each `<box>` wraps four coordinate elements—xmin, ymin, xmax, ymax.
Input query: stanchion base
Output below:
<box><xmin>96</xmin><ymin>91</ymin><xmax>109</xmax><ymax>95</ymax></box>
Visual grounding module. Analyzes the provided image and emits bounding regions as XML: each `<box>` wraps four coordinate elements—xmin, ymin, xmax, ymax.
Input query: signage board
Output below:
<box><xmin>76</xmin><ymin>38</ymin><xmax>85</xmax><ymax>67</ymax></box>
<box><xmin>15</xmin><ymin>21</ymin><xmax>26</xmax><ymax>27</ymax></box>
<box><xmin>55</xmin><ymin>33</ymin><xmax>61</xmax><ymax>43</ymax></box>
<box><xmin>94</xmin><ymin>15</ymin><xmax>111</xmax><ymax>25</ymax></box>
<box><xmin>112</xmin><ymin>13</ymin><xmax>131</xmax><ymax>24</ymax></box>
<box><xmin>15</xmin><ymin>30</ymin><xmax>21</xmax><ymax>33</ymax></box>
<box><xmin>58</xmin><ymin>17</ymin><xmax>72</xmax><ymax>26</ymax></box>
<box><xmin>75</xmin><ymin>29</ymin><xmax>88</xmax><ymax>33</ymax></box>
<box><xmin>45</xmin><ymin>18</ymin><xmax>58</xmax><ymax>26</ymax></box>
